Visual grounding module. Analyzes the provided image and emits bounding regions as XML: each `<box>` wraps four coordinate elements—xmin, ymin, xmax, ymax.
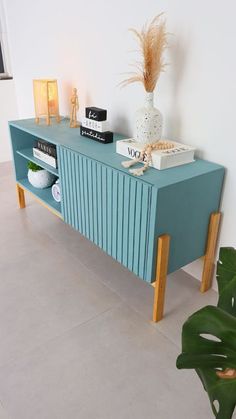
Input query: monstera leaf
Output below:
<box><xmin>217</xmin><ymin>248</ymin><xmax>236</xmax><ymax>316</ymax></box>
<box><xmin>177</xmin><ymin>247</ymin><xmax>236</xmax><ymax>419</ymax></box>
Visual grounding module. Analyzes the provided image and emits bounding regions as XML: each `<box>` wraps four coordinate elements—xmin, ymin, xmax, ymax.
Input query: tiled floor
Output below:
<box><xmin>0</xmin><ymin>161</ymin><xmax>219</xmax><ymax>419</ymax></box>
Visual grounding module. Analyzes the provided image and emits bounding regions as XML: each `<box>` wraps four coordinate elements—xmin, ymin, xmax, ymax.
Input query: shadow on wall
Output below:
<box><xmin>59</xmin><ymin>81</ymin><xmax>75</xmax><ymax>117</ymax></box>
<box><xmin>112</xmin><ymin>114</ymin><xmax>131</xmax><ymax>137</ymax></box>
<box><xmin>59</xmin><ymin>82</ymin><xmax>94</xmax><ymax>122</ymax></box>
<box><xmin>166</xmin><ymin>34</ymin><xmax>190</xmax><ymax>141</ymax></box>
<box><xmin>84</xmin><ymin>91</ymin><xmax>93</xmax><ymax>108</ymax></box>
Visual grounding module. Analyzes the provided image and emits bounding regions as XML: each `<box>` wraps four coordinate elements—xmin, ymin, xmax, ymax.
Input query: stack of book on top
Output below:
<box><xmin>33</xmin><ymin>140</ymin><xmax>57</xmax><ymax>168</ymax></box>
<box><xmin>116</xmin><ymin>138</ymin><xmax>195</xmax><ymax>170</ymax></box>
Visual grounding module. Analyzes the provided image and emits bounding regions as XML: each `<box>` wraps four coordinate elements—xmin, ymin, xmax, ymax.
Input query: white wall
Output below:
<box><xmin>0</xmin><ymin>0</ymin><xmax>18</xmax><ymax>163</ymax></box>
<box><xmin>4</xmin><ymin>0</ymin><xmax>236</xmax><ymax>286</ymax></box>
<box><xmin>0</xmin><ymin>80</ymin><xmax>18</xmax><ymax>162</ymax></box>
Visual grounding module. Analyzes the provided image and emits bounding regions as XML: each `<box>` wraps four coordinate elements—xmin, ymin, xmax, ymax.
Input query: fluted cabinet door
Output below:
<box><xmin>58</xmin><ymin>146</ymin><xmax>156</xmax><ymax>282</ymax></box>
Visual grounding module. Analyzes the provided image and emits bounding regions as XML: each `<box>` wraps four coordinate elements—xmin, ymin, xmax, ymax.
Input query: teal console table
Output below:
<box><xmin>9</xmin><ymin>118</ymin><xmax>224</xmax><ymax>321</ymax></box>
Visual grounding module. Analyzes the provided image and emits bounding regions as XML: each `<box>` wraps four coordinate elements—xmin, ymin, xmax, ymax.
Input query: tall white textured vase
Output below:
<box><xmin>134</xmin><ymin>92</ymin><xmax>163</xmax><ymax>144</ymax></box>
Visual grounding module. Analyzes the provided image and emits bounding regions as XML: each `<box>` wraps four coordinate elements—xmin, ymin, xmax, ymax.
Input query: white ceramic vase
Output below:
<box><xmin>134</xmin><ymin>92</ymin><xmax>163</xmax><ymax>144</ymax></box>
<box><xmin>28</xmin><ymin>169</ymin><xmax>56</xmax><ymax>189</ymax></box>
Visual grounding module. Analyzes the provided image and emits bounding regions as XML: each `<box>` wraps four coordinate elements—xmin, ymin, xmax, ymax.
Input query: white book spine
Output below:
<box><xmin>116</xmin><ymin>139</ymin><xmax>195</xmax><ymax>170</ymax></box>
<box><xmin>33</xmin><ymin>148</ymin><xmax>57</xmax><ymax>168</ymax></box>
<box><xmin>82</xmin><ymin>117</ymin><xmax>109</xmax><ymax>132</ymax></box>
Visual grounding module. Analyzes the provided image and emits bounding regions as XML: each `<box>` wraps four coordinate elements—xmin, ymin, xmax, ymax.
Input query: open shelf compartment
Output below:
<box><xmin>17</xmin><ymin>148</ymin><xmax>58</xmax><ymax>176</ymax></box>
<box><xmin>18</xmin><ymin>177</ymin><xmax>61</xmax><ymax>216</ymax></box>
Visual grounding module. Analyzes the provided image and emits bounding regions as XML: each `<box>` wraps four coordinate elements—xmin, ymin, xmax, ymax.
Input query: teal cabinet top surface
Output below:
<box><xmin>9</xmin><ymin>118</ymin><xmax>224</xmax><ymax>188</ymax></box>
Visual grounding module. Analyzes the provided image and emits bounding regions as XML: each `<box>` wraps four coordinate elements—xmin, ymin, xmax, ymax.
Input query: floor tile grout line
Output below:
<box><xmin>68</xmin><ymin>252</ymin><xmax>218</xmax><ymax>351</ymax></box>
<box><xmin>19</xmin><ymin>201</ymin><xmax>137</xmax><ymax>294</ymax></box>
<box><xmin>0</xmin><ymin>226</ymin><xmax>207</xmax><ymax>355</ymax></box>
<box><xmin>41</xmin><ymin>237</ymin><xmax>136</xmax><ymax>298</ymax></box>
<box><xmin>0</xmin><ymin>303</ymin><xmax>123</xmax><ymax>372</ymax></box>
<box><xmin>66</xmin><ymin>265</ymin><xmax>182</xmax><ymax>348</ymax></box>
<box><xmin>150</xmin><ymin>327</ymin><xmax>182</xmax><ymax>350</ymax></box>
<box><xmin>2</xmin><ymin>194</ymin><xmax>215</xmax><ymax>355</ymax></box>
<box><xmin>48</xmin><ymin>244</ymin><xmax>184</xmax><ymax>349</ymax></box>
<box><xmin>37</xmin><ymin>238</ymin><xmax>186</xmax><ymax>350</ymax></box>
<box><xmin>40</xmin><ymin>301</ymin><xmax>124</xmax><ymax>344</ymax></box>
<box><xmin>66</xmin><ymin>257</ymin><xmax>202</xmax><ymax>351</ymax></box>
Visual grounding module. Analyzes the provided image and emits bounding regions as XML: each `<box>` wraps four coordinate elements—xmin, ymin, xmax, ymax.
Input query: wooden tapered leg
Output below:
<box><xmin>16</xmin><ymin>184</ymin><xmax>26</xmax><ymax>209</ymax></box>
<box><xmin>200</xmin><ymin>212</ymin><xmax>221</xmax><ymax>293</ymax></box>
<box><xmin>152</xmin><ymin>234</ymin><xmax>170</xmax><ymax>322</ymax></box>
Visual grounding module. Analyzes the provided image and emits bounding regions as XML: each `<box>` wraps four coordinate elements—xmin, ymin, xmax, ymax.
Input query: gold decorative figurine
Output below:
<box><xmin>70</xmin><ymin>88</ymin><xmax>79</xmax><ymax>128</ymax></box>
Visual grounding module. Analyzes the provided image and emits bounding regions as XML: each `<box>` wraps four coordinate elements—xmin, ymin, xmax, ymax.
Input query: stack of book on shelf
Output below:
<box><xmin>116</xmin><ymin>139</ymin><xmax>195</xmax><ymax>170</ymax></box>
<box><xmin>80</xmin><ymin>107</ymin><xmax>113</xmax><ymax>144</ymax></box>
<box><xmin>33</xmin><ymin>140</ymin><xmax>57</xmax><ymax>168</ymax></box>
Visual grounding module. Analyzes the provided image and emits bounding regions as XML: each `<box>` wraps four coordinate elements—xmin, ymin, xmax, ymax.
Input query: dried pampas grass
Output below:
<box><xmin>121</xmin><ymin>14</ymin><xmax>168</xmax><ymax>92</ymax></box>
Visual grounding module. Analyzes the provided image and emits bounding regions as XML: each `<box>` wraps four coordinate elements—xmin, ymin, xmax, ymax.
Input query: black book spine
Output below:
<box><xmin>80</xmin><ymin>126</ymin><xmax>113</xmax><ymax>144</ymax></box>
<box><xmin>36</xmin><ymin>140</ymin><xmax>57</xmax><ymax>158</ymax></box>
<box><xmin>85</xmin><ymin>107</ymin><xmax>107</xmax><ymax>121</ymax></box>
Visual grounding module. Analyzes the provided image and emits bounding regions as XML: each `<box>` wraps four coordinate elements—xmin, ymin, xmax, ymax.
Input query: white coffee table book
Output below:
<box><xmin>116</xmin><ymin>139</ymin><xmax>195</xmax><ymax>170</ymax></box>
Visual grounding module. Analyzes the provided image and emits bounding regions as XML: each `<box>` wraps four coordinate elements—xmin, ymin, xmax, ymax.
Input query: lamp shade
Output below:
<box><xmin>33</xmin><ymin>79</ymin><xmax>60</xmax><ymax>125</ymax></box>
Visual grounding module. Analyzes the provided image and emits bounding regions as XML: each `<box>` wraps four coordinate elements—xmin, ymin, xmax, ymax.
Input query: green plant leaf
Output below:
<box><xmin>27</xmin><ymin>161</ymin><xmax>43</xmax><ymax>172</ymax></box>
<box><xmin>197</xmin><ymin>370</ymin><xmax>236</xmax><ymax>419</ymax></box>
<box><xmin>217</xmin><ymin>248</ymin><xmax>236</xmax><ymax>316</ymax></box>
<box><xmin>177</xmin><ymin>247</ymin><xmax>236</xmax><ymax>419</ymax></box>
<box><xmin>177</xmin><ymin>305</ymin><xmax>236</xmax><ymax>369</ymax></box>
<box><xmin>177</xmin><ymin>306</ymin><xmax>236</xmax><ymax>418</ymax></box>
